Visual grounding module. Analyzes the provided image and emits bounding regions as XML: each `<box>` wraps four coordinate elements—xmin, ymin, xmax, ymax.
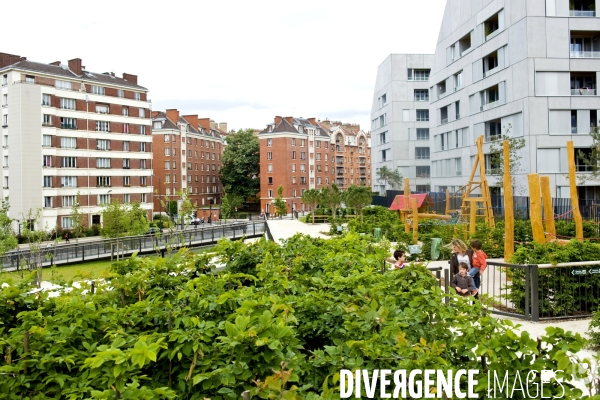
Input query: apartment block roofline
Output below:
<box><xmin>0</xmin><ymin>52</ymin><xmax>147</xmax><ymax>90</ymax></box>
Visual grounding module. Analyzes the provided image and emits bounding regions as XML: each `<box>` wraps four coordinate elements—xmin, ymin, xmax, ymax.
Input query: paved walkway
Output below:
<box><xmin>265</xmin><ymin>218</ymin><xmax>593</xmax><ymax>339</ymax></box>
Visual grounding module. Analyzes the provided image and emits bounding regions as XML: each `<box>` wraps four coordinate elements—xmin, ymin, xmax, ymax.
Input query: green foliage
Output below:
<box><xmin>0</xmin><ymin>199</ymin><xmax>17</xmax><ymax>255</ymax></box>
<box><xmin>165</xmin><ymin>200</ymin><xmax>178</xmax><ymax>219</ymax></box>
<box><xmin>101</xmin><ymin>200</ymin><xmax>150</xmax><ymax>238</ymax></box>
<box><xmin>590</xmin><ymin>308</ymin><xmax>600</xmax><ymax>349</ymax></box>
<box><xmin>274</xmin><ymin>185</ymin><xmax>287</xmax><ymax>217</ymax></box>
<box><xmin>341</xmin><ymin>185</ymin><xmax>372</xmax><ymax>221</ymax></box>
<box><xmin>221</xmin><ymin>193</ymin><xmax>244</xmax><ymax>219</ymax></box>
<box><xmin>301</xmin><ymin>189</ymin><xmax>320</xmax><ymax>224</ymax></box>
<box><xmin>177</xmin><ymin>190</ymin><xmax>194</xmax><ymax>228</ymax></box>
<box><xmin>70</xmin><ymin>192</ymin><xmax>87</xmax><ymax>239</ymax></box>
<box><xmin>375</xmin><ymin>165</ymin><xmax>403</xmax><ymax>194</ymax></box>
<box><xmin>0</xmin><ymin>235</ymin><xmax>594</xmax><ymax>398</ymax></box>
<box><xmin>220</xmin><ymin>129</ymin><xmax>260</xmax><ymax>200</ymax></box>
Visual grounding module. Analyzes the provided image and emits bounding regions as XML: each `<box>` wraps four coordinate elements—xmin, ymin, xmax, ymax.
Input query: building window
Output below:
<box><xmin>61</xmin><ymin>157</ymin><xmax>77</xmax><ymax>168</ymax></box>
<box><xmin>292</xmin><ymin>164</ymin><xmax>296</xmax><ymax>172</ymax></box>
<box><xmin>164</xmin><ymin>134</ymin><xmax>170</xmax><ymax>142</ymax></box>
<box><xmin>187</xmin><ymin>162</ymin><xmax>192</xmax><ymax>170</ymax></box>
<box><xmin>96</xmin><ymin>121</ymin><xmax>110</xmax><ymax>132</ymax></box>
<box><xmin>415</xmin><ymin>147</ymin><xmax>430</xmax><ymax>159</ymax></box>
<box><xmin>96</xmin><ymin>158</ymin><xmax>110</xmax><ymax>168</ymax></box>
<box><xmin>416</xmin><ymin>166</ymin><xmax>430</xmax><ymax>178</ymax></box>
<box><xmin>42</xmin><ymin>94</ymin><xmax>51</xmax><ymax>106</ymax></box>
<box><xmin>96</xmin><ymin>104</ymin><xmax>109</xmax><ymax>114</ymax></box>
<box><xmin>43</xmin><ymin>176</ymin><xmax>52</xmax><ymax>187</ymax></box>
<box><xmin>268</xmin><ymin>164</ymin><xmax>273</xmax><ymax>172</ymax></box>
<box><xmin>267</xmin><ymin>138</ymin><xmax>272</xmax><ymax>147</ymax></box>
<box><xmin>60</xmin><ymin>117</ymin><xmax>77</xmax><ymax>129</ymax></box>
<box><xmin>381</xmin><ymin>150</ymin><xmax>389</xmax><ymax>162</ymax></box>
<box><xmin>122</xmin><ymin>123</ymin><xmax>129</xmax><ymax>133</ymax></box>
<box><xmin>61</xmin><ymin>137</ymin><xmax>76</xmax><ymax>149</ymax></box>
<box><xmin>165</xmin><ymin>161</ymin><xmax>170</xmax><ymax>170</ymax></box>
<box><xmin>165</xmin><ymin>147</ymin><xmax>170</xmax><ymax>156</ymax></box>
<box><xmin>140</xmin><ymin>176</ymin><xmax>147</xmax><ymax>186</ymax></box>
<box><xmin>124</xmin><ymin>176</ymin><xmax>130</xmax><ymax>186</ymax></box>
<box><xmin>416</xmin><ymin>110</ymin><xmax>429</xmax><ymax>122</ymax></box>
<box><xmin>268</xmin><ymin>189</ymin><xmax>273</xmax><ymax>198</ymax></box>
<box><xmin>300</xmin><ymin>152</ymin><xmax>306</xmax><ymax>160</ymax></box>
<box><xmin>380</xmin><ymin>131</ymin><xmax>387</xmax><ymax>145</ymax></box>
<box><xmin>139</xmin><ymin>108</ymin><xmax>145</xmax><ymax>118</ymax></box>
<box><xmin>408</xmin><ymin>69</ymin><xmax>430</xmax><ymax>81</ymax></box>
<box><xmin>42</xmin><ymin>135</ymin><xmax>52</xmax><ymax>147</ymax></box>
<box><xmin>62</xmin><ymin>196</ymin><xmax>76</xmax><ymax>207</ymax></box>
<box><xmin>91</xmin><ymin>86</ymin><xmax>105</xmax><ymax>95</ymax></box>
<box><xmin>97</xmin><ymin>139</ymin><xmax>110</xmax><ymax>150</ymax></box>
<box><xmin>417</xmin><ymin>128</ymin><xmax>429</xmax><ymax>140</ymax></box>
<box><xmin>414</xmin><ymin>89</ymin><xmax>429</xmax><ymax>101</ymax></box>
<box><xmin>292</xmin><ymin>151</ymin><xmax>296</xmax><ymax>159</ymax></box>
<box><xmin>122</xmin><ymin>141</ymin><xmax>130</xmax><ymax>151</ymax></box>
<box><xmin>140</xmin><ymin>125</ymin><xmax>146</xmax><ymax>135</ymax></box>
<box><xmin>123</xmin><ymin>194</ymin><xmax>130</xmax><ymax>203</ymax></box>
<box><xmin>134</xmin><ymin>92</ymin><xmax>141</xmax><ymax>100</ymax></box>
<box><xmin>60</xmin><ymin>98</ymin><xmax>75</xmax><ymax>110</ymax></box>
<box><xmin>300</xmin><ymin>177</ymin><xmax>306</xmax><ymax>184</ymax></box>
<box><xmin>62</xmin><ymin>217</ymin><xmax>72</xmax><ymax>228</ymax></box>
<box><xmin>97</xmin><ymin>176</ymin><xmax>111</xmax><ymax>187</ymax></box>
<box><xmin>141</xmin><ymin>193</ymin><xmax>147</xmax><ymax>203</ymax></box>
<box><xmin>122</xmin><ymin>107</ymin><xmax>129</xmax><ymax>116</ymax></box>
<box><xmin>123</xmin><ymin>159</ymin><xmax>130</xmax><ymax>169</ymax></box>
<box><xmin>140</xmin><ymin>142</ymin><xmax>147</xmax><ymax>152</ymax></box>
<box><xmin>267</xmin><ymin>152</ymin><xmax>272</xmax><ymax>160</ymax></box>
<box><xmin>300</xmin><ymin>164</ymin><xmax>306</xmax><ymax>172</ymax></box>
<box><xmin>55</xmin><ymin>80</ymin><xmax>72</xmax><ymax>90</ymax></box>
<box><xmin>117</xmin><ymin>89</ymin><xmax>124</xmax><ymax>98</ymax></box>
<box><xmin>454</xmin><ymin>70</ymin><xmax>463</xmax><ymax>90</ymax></box>
<box><xmin>44</xmin><ymin>197</ymin><xmax>52</xmax><ymax>208</ymax></box>
<box><xmin>416</xmin><ymin>185</ymin><xmax>431</xmax><ymax>192</ymax></box>
<box><xmin>98</xmin><ymin>194</ymin><xmax>110</xmax><ymax>205</ymax></box>
<box><xmin>43</xmin><ymin>155</ymin><xmax>51</xmax><ymax>167</ymax></box>
<box><xmin>2</xmin><ymin>74</ymin><xmax>6</xmax><ymax>85</ymax></box>
<box><xmin>43</xmin><ymin>114</ymin><xmax>52</xmax><ymax>126</ymax></box>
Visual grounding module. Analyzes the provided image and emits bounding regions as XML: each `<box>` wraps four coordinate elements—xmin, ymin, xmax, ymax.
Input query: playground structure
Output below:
<box><xmin>390</xmin><ymin>136</ymin><xmax>584</xmax><ymax>260</ymax></box>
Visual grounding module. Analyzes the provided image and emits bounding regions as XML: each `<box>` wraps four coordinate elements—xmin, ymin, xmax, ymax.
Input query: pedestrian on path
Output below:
<box><xmin>448</xmin><ymin>239</ymin><xmax>473</xmax><ymax>276</ymax></box>
<box><xmin>63</xmin><ymin>232</ymin><xmax>70</xmax><ymax>244</ymax></box>
<box><xmin>450</xmin><ymin>262</ymin><xmax>474</xmax><ymax>297</ymax></box>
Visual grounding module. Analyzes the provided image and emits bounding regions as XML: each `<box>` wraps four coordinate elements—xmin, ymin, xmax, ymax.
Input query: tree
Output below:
<box><xmin>220</xmin><ymin>129</ymin><xmax>260</xmax><ymax>200</ymax></box>
<box><xmin>20</xmin><ymin>208</ymin><xmax>51</xmax><ymax>287</ymax></box>
<box><xmin>321</xmin><ymin>184</ymin><xmax>341</xmax><ymax>218</ymax></box>
<box><xmin>101</xmin><ymin>199</ymin><xmax>149</xmax><ymax>238</ymax></box>
<box><xmin>301</xmin><ymin>189</ymin><xmax>321</xmax><ymax>224</ymax></box>
<box><xmin>273</xmin><ymin>185</ymin><xmax>287</xmax><ymax>218</ymax></box>
<box><xmin>0</xmin><ymin>199</ymin><xmax>17</xmax><ymax>256</ymax></box>
<box><xmin>177</xmin><ymin>190</ymin><xmax>194</xmax><ymax>229</ymax></box>
<box><xmin>487</xmin><ymin>123</ymin><xmax>526</xmax><ymax>192</ymax></box>
<box><xmin>342</xmin><ymin>185</ymin><xmax>373</xmax><ymax>222</ymax></box>
<box><xmin>376</xmin><ymin>166</ymin><xmax>403</xmax><ymax>195</ymax></box>
<box><xmin>70</xmin><ymin>192</ymin><xmax>87</xmax><ymax>239</ymax></box>
<box><xmin>581</xmin><ymin>126</ymin><xmax>600</xmax><ymax>182</ymax></box>
<box><xmin>221</xmin><ymin>193</ymin><xmax>244</xmax><ymax>220</ymax></box>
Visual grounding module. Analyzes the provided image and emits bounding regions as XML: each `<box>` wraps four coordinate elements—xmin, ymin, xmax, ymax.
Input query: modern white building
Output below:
<box><xmin>0</xmin><ymin>53</ymin><xmax>153</xmax><ymax>231</ymax></box>
<box><xmin>371</xmin><ymin>54</ymin><xmax>434</xmax><ymax>194</ymax></box>
<box><xmin>429</xmin><ymin>0</ymin><xmax>600</xmax><ymax>200</ymax></box>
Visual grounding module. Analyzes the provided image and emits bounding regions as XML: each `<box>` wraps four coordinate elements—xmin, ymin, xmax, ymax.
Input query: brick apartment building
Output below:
<box><xmin>258</xmin><ymin>116</ymin><xmax>371</xmax><ymax>215</ymax></box>
<box><xmin>0</xmin><ymin>52</ymin><xmax>153</xmax><ymax>230</ymax></box>
<box><xmin>151</xmin><ymin>109</ymin><xmax>224</xmax><ymax>219</ymax></box>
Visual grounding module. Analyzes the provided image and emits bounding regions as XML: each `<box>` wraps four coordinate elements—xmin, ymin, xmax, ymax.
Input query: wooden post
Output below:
<box><xmin>470</xmin><ymin>199</ymin><xmax>477</xmax><ymax>235</ymax></box>
<box><xmin>528</xmin><ymin>174</ymin><xmax>545</xmax><ymax>243</ymax></box>
<box><xmin>412</xmin><ymin>198</ymin><xmax>419</xmax><ymax>244</ymax></box>
<box><xmin>445</xmin><ymin>188</ymin><xmax>450</xmax><ymax>215</ymax></box>
<box><xmin>540</xmin><ymin>176</ymin><xmax>556</xmax><ymax>242</ymax></box>
<box><xmin>567</xmin><ymin>141</ymin><xmax>584</xmax><ymax>241</ymax></box>
<box><xmin>503</xmin><ymin>141</ymin><xmax>514</xmax><ymax>260</ymax></box>
<box><xmin>404</xmin><ymin>178</ymin><xmax>410</xmax><ymax>234</ymax></box>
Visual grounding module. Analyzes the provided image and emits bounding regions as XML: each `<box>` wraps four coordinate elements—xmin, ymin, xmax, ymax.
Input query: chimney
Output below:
<box><xmin>49</xmin><ymin>61</ymin><xmax>61</xmax><ymax>66</ymax></box>
<box><xmin>308</xmin><ymin>118</ymin><xmax>317</xmax><ymax>125</ymax></box>
<box><xmin>183</xmin><ymin>114</ymin><xmax>199</xmax><ymax>130</ymax></box>
<box><xmin>274</xmin><ymin>116</ymin><xmax>282</xmax><ymax>126</ymax></box>
<box><xmin>218</xmin><ymin>122</ymin><xmax>227</xmax><ymax>132</ymax></box>
<box><xmin>68</xmin><ymin>58</ymin><xmax>83</xmax><ymax>75</ymax></box>
<box><xmin>166</xmin><ymin>109</ymin><xmax>180</xmax><ymax>124</ymax></box>
<box><xmin>198</xmin><ymin>118</ymin><xmax>211</xmax><ymax>131</ymax></box>
<box><xmin>151</xmin><ymin>111</ymin><xmax>160</xmax><ymax>118</ymax></box>
<box><xmin>0</xmin><ymin>52</ymin><xmax>23</xmax><ymax>69</ymax></box>
<box><xmin>284</xmin><ymin>116</ymin><xmax>294</xmax><ymax>125</ymax></box>
<box><xmin>210</xmin><ymin>119</ymin><xmax>216</xmax><ymax>129</ymax></box>
<box><xmin>122</xmin><ymin>73</ymin><xmax>138</xmax><ymax>84</ymax></box>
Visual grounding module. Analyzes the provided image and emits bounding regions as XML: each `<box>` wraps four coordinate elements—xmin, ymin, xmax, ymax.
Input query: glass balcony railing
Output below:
<box><xmin>570</xmin><ymin>10</ymin><xmax>595</xmax><ymax>16</ymax></box>
<box><xmin>480</xmin><ymin>100</ymin><xmax>500</xmax><ymax>111</ymax></box>
<box><xmin>60</xmin><ymin>123</ymin><xmax>77</xmax><ymax>129</ymax></box>
<box><xmin>441</xmin><ymin>118</ymin><xmax>449</xmax><ymax>125</ymax></box>
<box><xmin>570</xmin><ymin>50</ymin><xmax>600</xmax><ymax>58</ymax></box>
<box><xmin>571</xmin><ymin>88</ymin><xmax>597</xmax><ymax>95</ymax></box>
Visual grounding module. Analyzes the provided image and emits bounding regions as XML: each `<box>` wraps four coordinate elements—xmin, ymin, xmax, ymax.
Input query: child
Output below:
<box><xmin>391</xmin><ymin>250</ymin><xmax>406</xmax><ymax>270</ymax></box>
<box><xmin>450</xmin><ymin>262</ymin><xmax>474</xmax><ymax>296</ymax></box>
<box><xmin>469</xmin><ymin>239</ymin><xmax>488</xmax><ymax>296</ymax></box>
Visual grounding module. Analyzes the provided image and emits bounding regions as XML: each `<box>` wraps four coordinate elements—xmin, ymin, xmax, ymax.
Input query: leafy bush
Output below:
<box><xmin>0</xmin><ymin>236</ymin><xmax>593</xmax><ymax>399</ymax></box>
<box><xmin>590</xmin><ymin>309</ymin><xmax>600</xmax><ymax>349</ymax></box>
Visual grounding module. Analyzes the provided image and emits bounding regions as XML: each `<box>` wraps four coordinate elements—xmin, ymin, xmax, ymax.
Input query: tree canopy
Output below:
<box><xmin>273</xmin><ymin>185</ymin><xmax>287</xmax><ymax>217</ymax></box>
<box><xmin>0</xmin><ymin>199</ymin><xmax>17</xmax><ymax>256</ymax></box>
<box><xmin>101</xmin><ymin>200</ymin><xmax>149</xmax><ymax>238</ymax></box>
<box><xmin>301</xmin><ymin>189</ymin><xmax>320</xmax><ymax>224</ymax></box>
<box><xmin>342</xmin><ymin>184</ymin><xmax>373</xmax><ymax>221</ymax></box>
<box><xmin>220</xmin><ymin>129</ymin><xmax>260</xmax><ymax>200</ymax></box>
<box><xmin>221</xmin><ymin>193</ymin><xmax>244</xmax><ymax>219</ymax></box>
<box><xmin>376</xmin><ymin>166</ymin><xmax>403</xmax><ymax>194</ymax></box>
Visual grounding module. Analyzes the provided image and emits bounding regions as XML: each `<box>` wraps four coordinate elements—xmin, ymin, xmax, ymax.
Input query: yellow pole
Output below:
<box><xmin>412</xmin><ymin>198</ymin><xmax>419</xmax><ymax>244</ymax></box>
<box><xmin>540</xmin><ymin>176</ymin><xmax>556</xmax><ymax>242</ymax></box>
<box><xmin>470</xmin><ymin>199</ymin><xmax>477</xmax><ymax>235</ymax></box>
<box><xmin>503</xmin><ymin>141</ymin><xmax>514</xmax><ymax>260</ymax></box>
<box><xmin>528</xmin><ymin>174</ymin><xmax>545</xmax><ymax>243</ymax></box>
<box><xmin>445</xmin><ymin>188</ymin><xmax>450</xmax><ymax>215</ymax></box>
<box><xmin>404</xmin><ymin>178</ymin><xmax>410</xmax><ymax>234</ymax></box>
<box><xmin>567</xmin><ymin>141</ymin><xmax>584</xmax><ymax>241</ymax></box>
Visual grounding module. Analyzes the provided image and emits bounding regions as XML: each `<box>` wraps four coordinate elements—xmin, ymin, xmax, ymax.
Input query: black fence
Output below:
<box><xmin>373</xmin><ymin>191</ymin><xmax>600</xmax><ymax>221</ymax></box>
<box><xmin>477</xmin><ymin>260</ymin><xmax>600</xmax><ymax>321</ymax></box>
<box><xmin>3</xmin><ymin>222</ymin><xmax>266</xmax><ymax>272</ymax></box>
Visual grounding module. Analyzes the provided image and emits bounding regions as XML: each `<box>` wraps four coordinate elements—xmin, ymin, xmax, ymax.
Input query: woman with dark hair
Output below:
<box><xmin>448</xmin><ymin>239</ymin><xmax>473</xmax><ymax>276</ymax></box>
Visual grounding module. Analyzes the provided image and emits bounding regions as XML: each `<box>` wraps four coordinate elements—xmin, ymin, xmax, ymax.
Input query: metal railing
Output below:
<box><xmin>2</xmin><ymin>222</ymin><xmax>265</xmax><ymax>271</ymax></box>
<box><xmin>571</xmin><ymin>88</ymin><xmax>597</xmax><ymax>95</ymax></box>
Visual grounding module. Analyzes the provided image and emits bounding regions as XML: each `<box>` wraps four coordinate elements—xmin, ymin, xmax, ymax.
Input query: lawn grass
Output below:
<box><xmin>0</xmin><ymin>245</ymin><xmax>215</xmax><ymax>284</ymax></box>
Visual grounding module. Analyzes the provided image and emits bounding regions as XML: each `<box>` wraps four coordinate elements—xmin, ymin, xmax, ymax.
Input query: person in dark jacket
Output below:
<box><xmin>448</xmin><ymin>239</ymin><xmax>473</xmax><ymax>276</ymax></box>
<box><xmin>450</xmin><ymin>263</ymin><xmax>474</xmax><ymax>297</ymax></box>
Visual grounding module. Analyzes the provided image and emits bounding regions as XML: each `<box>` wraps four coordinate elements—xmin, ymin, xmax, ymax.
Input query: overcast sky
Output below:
<box><xmin>6</xmin><ymin>0</ymin><xmax>446</xmax><ymax>131</ymax></box>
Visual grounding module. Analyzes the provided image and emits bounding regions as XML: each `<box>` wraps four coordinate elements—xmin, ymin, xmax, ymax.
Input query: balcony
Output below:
<box><xmin>571</xmin><ymin>88</ymin><xmax>597</xmax><ymax>95</ymax></box>
<box><xmin>481</xmin><ymin>99</ymin><xmax>500</xmax><ymax>111</ymax></box>
<box><xmin>60</xmin><ymin>123</ymin><xmax>77</xmax><ymax>129</ymax></box>
<box><xmin>571</xmin><ymin>72</ymin><xmax>596</xmax><ymax>96</ymax></box>
<box><xmin>570</xmin><ymin>10</ymin><xmax>595</xmax><ymax>16</ymax></box>
<box><xmin>42</xmin><ymin>122</ymin><xmax>53</xmax><ymax>127</ymax></box>
<box><xmin>484</xmin><ymin>13</ymin><xmax>500</xmax><ymax>41</ymax></box>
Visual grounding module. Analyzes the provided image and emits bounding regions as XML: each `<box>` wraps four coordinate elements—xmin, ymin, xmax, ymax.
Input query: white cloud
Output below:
<box><xmin>6</xmin><ymin>0</ymin><xmax>447</xmax><ymax>131</ymax></box>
